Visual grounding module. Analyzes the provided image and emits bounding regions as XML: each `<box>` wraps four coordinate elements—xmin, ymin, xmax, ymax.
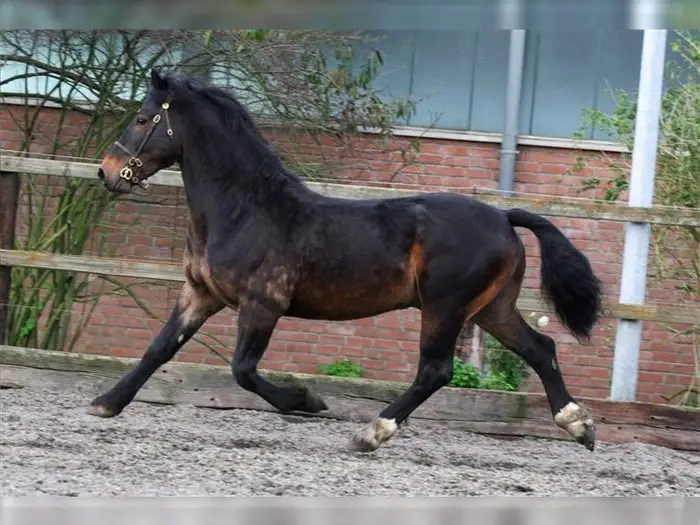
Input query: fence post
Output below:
<box><xmin>0</xmin><ymin>170</ymin><xmax>20</xmax><ymax>345</ymax></box>
<box><xmin>610</xmin><ymin>29</ymin><xmax>667</xmax><ymax>401</ymax></box>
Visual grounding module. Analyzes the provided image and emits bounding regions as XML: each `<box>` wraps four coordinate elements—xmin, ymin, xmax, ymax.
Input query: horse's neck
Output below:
<box><xmin>179</xmin><ymin>157</ymin><xmax>309</xmax><ymax>241</ymax></box>
<box><xmin>180</xmin><ymin>167</ymin><xmax>244</xmax><ymax>230</ymax></box>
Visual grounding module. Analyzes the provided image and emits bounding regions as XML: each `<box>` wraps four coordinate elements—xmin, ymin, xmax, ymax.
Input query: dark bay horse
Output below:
<box><xmin>91</xmin><ymin>69</ymin><xmax>602</xmax><ymax>452</ymax></box>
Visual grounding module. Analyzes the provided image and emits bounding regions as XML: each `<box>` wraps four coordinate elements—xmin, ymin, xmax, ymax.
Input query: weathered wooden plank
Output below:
<box><xmin>0</xmin><ymin>155</ymin><xmax>184</xmax><ymax>188</ymax></box>
<box><xmin>444</xmin><ymin>419</ymin><xmax>700</xmax><ymax>451</ymax></box>
<box><xmin>0</xmin><ymin>363</ymin><xmax>386</xmax><ymax>423</ymax></box>
<box><xmin>0</xmin><ymin>249</ymin><xmax>185</xmax><ymax>282</ymax></box>
<box><xmin>1</xmin><ymin>346</ymin><xmax>698</xmax><ymax>443</ymax></box>
<box><xmin>3</xmin><ymin>153</ymin><xmax>700</xmax><ymax>227</ymax></box>
<box><xmin>602</xmin><ymin>301</ymin><xmax>700</xmax><ymax>325</ymax></box>
<box><xmin>1</xmin><ymin>249</ymin><xmax>697</xmax><ymax>325</ymax></box>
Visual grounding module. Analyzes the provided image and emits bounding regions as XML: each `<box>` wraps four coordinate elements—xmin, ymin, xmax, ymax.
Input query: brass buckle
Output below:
<box><xmin>119</xmin><ymin>166</ymin><xmax>133</xmax><ymax>181</ymax></box>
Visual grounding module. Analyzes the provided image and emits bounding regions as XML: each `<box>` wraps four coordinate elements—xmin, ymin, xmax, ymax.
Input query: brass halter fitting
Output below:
<box><xmin>114</xmin><ymin>100</ymin><xmax>173</xmax><ymax>190</ymax></box>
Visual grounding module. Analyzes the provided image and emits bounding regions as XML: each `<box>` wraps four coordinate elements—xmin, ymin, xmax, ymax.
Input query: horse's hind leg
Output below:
<box><xmin>473</xmin><ymin>278</ymin><xmax>596</xmax><ymax>450</ymax></box>
<box><xmin>350</xmin><ymin>302</ymin><xmax>466</xmax><ymax>452</ymax></box>
<box><xmin>350</xmin><ymin>246</ymin><xmax>523</xmax><ymax>453</ymax></box>
<box><xmin>87</xmin><ymin>281</ymin><xmax>224</xmax><ymax>418</ymax></box>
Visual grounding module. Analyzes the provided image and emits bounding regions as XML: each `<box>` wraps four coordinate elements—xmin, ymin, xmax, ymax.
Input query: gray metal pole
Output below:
<box><xmin>498</xmin><ymin>29</ymin><xmax>526</xmax><ymax>194</ymax></box>
<box><xmin>629</xmin><ymin>0</ymin><xmax>664</xmax><ymax>28</ymax></box>
<box><xmin>610</xmin><ymin>29</ymin><xmax>667</xmax><ymax>401</ymax></box>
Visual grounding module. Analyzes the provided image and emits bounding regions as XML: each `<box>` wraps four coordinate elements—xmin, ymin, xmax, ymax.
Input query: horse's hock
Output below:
<box><xmin>1</xmin><ymin>348</ymin><xmax>699</xmax><ymax>497</ymax></box>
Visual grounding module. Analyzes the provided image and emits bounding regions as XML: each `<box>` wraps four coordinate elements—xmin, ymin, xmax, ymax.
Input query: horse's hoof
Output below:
<box><xmin>349</xmin><ymin>418</ymin><xmax>397</xmax><ymax>453</ymax></box>
<box><xmin>350</xmin><ymin>431</ymin><xmax>379</xmax><ymax>452</ymax></box>
<box><xmin>302</xmin><ymin>388</ymin><xmax>328</xmax><ymax>413</ymax></box>
<box><xmin>86</xmin><ymin>397</ymin><xmax>121</xmax><ymax>418</ymax></box>
<box><xmin>554</xmin><ymin>402</ymin><xmax>596</xmax><ymax>451</ymax></box>
<box><xmin>578</xmin><ymin>426</ymin><xmax>596</xmax><ymax>452</ymax></box>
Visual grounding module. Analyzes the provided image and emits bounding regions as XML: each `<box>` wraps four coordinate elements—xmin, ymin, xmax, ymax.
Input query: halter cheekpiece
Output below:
<box><xmin>113</xmin><ymin>100</ymin><xmax>173</xmax><ymax>189</ymax></box>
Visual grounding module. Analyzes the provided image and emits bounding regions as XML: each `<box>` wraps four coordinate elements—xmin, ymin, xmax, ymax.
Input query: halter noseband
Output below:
<box><xmin>113</xmin><ymin>100</ymin><xmax>174</xmax><ymax>190</ymax></box>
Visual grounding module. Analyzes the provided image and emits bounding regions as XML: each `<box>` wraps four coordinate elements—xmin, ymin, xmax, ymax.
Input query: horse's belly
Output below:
<box><xmin>287</xmin><ymin>273</ymin><xmax>418</xmax><ymax>320</ymax></box>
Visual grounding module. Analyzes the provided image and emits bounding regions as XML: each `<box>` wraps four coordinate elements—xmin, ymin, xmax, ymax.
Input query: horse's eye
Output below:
<box><xmin>136</xmin><ymin>117</ymin><xmax>147</xmax><ymax>125</ymax></box>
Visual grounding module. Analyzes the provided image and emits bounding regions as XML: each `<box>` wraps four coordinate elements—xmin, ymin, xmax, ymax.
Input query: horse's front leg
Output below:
<box><xmin>87</xmin><ymin>281</ymin><xmax>224</xmax><ymax>418</ymax></box>
<box><xmin>231</xmin><ymin>302</ymin><xmax>328</xmax><ymax>414</ymax></box>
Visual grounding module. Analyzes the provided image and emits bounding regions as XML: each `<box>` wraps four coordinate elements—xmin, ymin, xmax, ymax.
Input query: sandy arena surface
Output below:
<box><xmin>1</xmin><ymin>383</ymin><xmax>699</xmax><ymax>497</ymax></box>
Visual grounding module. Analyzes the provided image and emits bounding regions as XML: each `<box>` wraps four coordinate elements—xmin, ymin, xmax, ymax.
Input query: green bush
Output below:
<box><xmin>317</xmin><ymin>334</ymin><xmax>531</xmax><ymax>392</ymax></box>
<box><xmin>449</xmin><ymin>358</ymin><xmax>483</xmax><ymax>389</ymax></box>
<box><xmin>484</xmin><ymin>334</ymin><xmax>530</xmax><ymax>392</ymax></box>
<box><xmin>479</xmin><ymin>370</ymin><xmax>518</xmax><ymax>392</ymax></box>
<box><xmin>448</xmin><ymin>348</ymin><xmax>529</xmax><ymax>393</ymax></box>
<box><xmin>447</xmin><ymin>332</ymin><xmax>530</xmax><ymax>392</ymax></box>
<box><xmin>317</xmin><ymin>359</ymin><xmax>363</xmax><ymax>378</ymax></box>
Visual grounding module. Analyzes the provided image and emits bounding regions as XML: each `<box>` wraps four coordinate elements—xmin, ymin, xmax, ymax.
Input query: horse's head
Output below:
<box><xmin>98</xmin><ymin>69</ymin><xmax>181</xmax><ymax>194</ymax></box>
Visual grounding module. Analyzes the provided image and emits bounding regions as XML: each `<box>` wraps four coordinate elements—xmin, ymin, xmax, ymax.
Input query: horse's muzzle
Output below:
<box><xmin>97</xmin><ymin>166</ymin><xmax>131</xmax><ymax>194</ymax></box>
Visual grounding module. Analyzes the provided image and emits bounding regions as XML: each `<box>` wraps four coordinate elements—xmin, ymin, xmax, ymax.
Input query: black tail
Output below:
<box><xmin>506</xmin><ymin>208</ymin><xmax>602</xmax><ymax>342</ymax></box>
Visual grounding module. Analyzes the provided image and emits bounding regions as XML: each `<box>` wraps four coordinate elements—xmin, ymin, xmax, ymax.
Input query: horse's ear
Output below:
<box><xmin>150</xmin><ymin>69</ymin><xmax>168</xmax><ymax>91</ymax></box>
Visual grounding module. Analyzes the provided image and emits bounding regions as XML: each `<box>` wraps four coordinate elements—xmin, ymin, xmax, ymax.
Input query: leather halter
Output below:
<box><xmin>113</xmin><ymin>100</ymin><xmax>173</xmax><ymax>190</ymax></box>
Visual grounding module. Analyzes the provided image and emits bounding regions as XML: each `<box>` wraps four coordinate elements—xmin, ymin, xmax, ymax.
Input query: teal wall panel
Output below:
<box><xmin>2</xmin><ymin>30</ymin><xmax>691</xmax><ymax>142</ymax></box>
<box><xmin>527</xmin><ymin>31</ymin><xmax>602</xmax><ymax>138</ymax></box>
<box><xmin>410</xmin><ymin>30</ymin><xmax>477</xmax><ymax>129</ymax></box>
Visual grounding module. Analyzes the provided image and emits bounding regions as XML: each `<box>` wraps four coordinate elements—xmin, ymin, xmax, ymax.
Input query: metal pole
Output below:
<box><xmin>498</xmin><ymin>29</ymin><xmax>527</xmax><ymax>194</ymax></box>
<box><xmin>628</xmin><ymin>0</ymin><xmax>664</xmax><ymax>29</ymax></box>
<box><xmin>610</xmin><ymin>29</ymin><xmax>667</xmax><ymax>401</ymax></box>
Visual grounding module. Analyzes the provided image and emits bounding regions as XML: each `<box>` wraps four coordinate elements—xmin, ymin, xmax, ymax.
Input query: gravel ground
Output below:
<box><xmin>2</xmin><ymin>384</ymin><xmax>699</xmax><ymax>497</ymax></box>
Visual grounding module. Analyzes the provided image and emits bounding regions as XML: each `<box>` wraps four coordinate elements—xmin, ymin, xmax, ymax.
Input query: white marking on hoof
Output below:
<box><xmin>554</xmin><ymin>402</ymin><xmax>596</xmax><ymax>451</ymax></box>
<box><xmin>177</xmin><ymin>334</ymin><xmax>184</xmax><ymax>344</ymax></box>
<box><xmin>554</xmin><ymin>402</ymin><xmax>588</xmax><ymax>438</ymax></box>
<box><xmin>350</xmin><ymin>418</ymin><xmax>397</xmax><ymax>452</ymax></box>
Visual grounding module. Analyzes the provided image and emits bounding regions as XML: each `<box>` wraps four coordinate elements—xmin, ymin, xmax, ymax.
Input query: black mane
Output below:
<box><xmin>170</xmin><ymin>75</ymin><xmax>273</xmax><ymax>150</ymax></box>
<box><xmin>163</xmin><ymin>73</ymin><xmax>307</xmax><ymax>204</ymax></box>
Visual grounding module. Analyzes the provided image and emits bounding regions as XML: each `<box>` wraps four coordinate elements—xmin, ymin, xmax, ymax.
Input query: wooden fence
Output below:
<box><xmin>1</xmin><ymin>152</ymin><xmax>700</xmax><ymax>451</ymax></box>
<box><xmin>1</xmin><ymin>152</ymin><xmax>699</xmax><ymax>331</ymax></box>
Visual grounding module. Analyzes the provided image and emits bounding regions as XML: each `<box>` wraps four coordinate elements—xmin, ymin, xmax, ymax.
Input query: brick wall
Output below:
<box><xmin>1</xmin><ymin>103</ymin><xmax>697</xmax><ymax>405</ymax></box>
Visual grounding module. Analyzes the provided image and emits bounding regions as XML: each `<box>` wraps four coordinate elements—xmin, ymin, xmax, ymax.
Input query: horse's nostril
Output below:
<box><xmin>97</xmin><ymin>168</ymin><xmax>105</xmax><ymax>181</ymax></box>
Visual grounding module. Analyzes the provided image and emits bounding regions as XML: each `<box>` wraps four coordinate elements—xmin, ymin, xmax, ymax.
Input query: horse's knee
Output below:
<box><xmin>232</xmin><ymin>361</ymin><xmax>256</xmax><ymax>391</ymax></box>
